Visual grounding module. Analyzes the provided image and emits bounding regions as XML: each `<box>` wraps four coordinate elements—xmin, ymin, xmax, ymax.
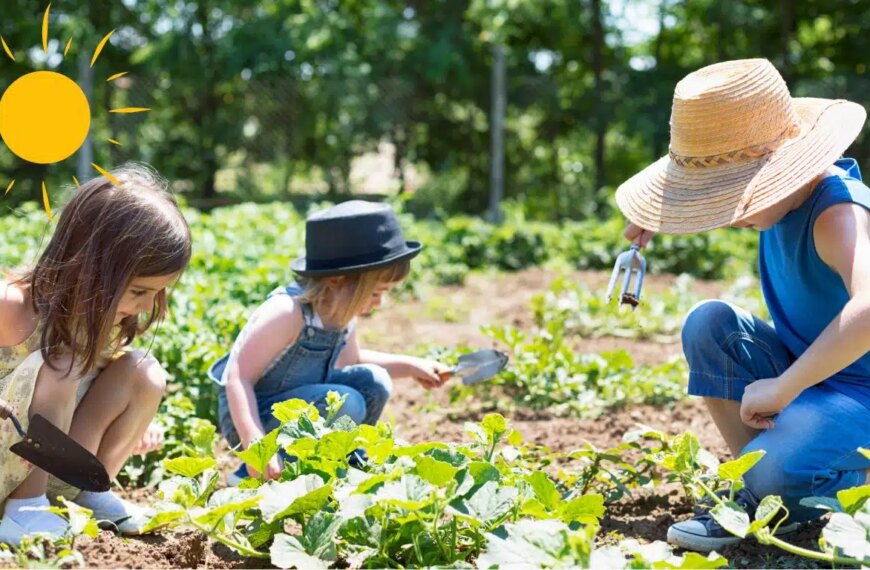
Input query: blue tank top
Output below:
<box><xmin>759</xmin><ymin>157</ymin><xmax>870</xmax><ymax>409</ymax></box>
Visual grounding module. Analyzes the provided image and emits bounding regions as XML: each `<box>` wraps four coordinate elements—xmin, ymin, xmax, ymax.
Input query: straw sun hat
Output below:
<box><xmin>616</xmin><ymin>58</ymin><xmax>867</xmax><ymax>234</ymax></box>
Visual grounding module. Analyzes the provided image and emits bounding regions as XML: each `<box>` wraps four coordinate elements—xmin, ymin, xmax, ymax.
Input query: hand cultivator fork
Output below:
<box><xmin>605</xmin><ymin>243</ymin><xmax>647</xmax><ymax>310</ymax></box>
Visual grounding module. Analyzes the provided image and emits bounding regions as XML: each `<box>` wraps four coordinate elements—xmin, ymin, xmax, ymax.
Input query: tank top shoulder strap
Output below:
<box><xmin>266</xmin><ymin>284</ymin><xmax>315</xmax><ymax>326</ymax></box>
<box><xmin>810</xmin><ymin>166</ymin><xmax>870</xmax><ymax>227</ymax></box>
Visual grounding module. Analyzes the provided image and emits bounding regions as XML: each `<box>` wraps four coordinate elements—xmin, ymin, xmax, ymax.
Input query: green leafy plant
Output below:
<box><xmin>455</xmin><ymin>325</ymin><xmax>687</xmax><ymax>415</ymax></box>
<box><xmin>655</xmin><ymin>432</ymin><xmax>870</xmax><ymax>567</ymax></box>
<box><xmin>148</xmin><ymin>399</ymin><xmax>700</xmax><ymax>568</ymax></box>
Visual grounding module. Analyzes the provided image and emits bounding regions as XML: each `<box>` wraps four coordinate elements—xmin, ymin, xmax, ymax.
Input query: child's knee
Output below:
<box><xmin>114</xmin><ymin>350</ymin><xmax>167</xmax><ymax>402</ymax></box>
<box><xmin>681</xmin><ymin>300</ymin><xmax>739</xmax><ymax>351</ymax></box>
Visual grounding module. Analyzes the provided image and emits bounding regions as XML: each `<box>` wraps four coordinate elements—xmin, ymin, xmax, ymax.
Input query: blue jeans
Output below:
<box><xmin>683</xmin><ymin>300</ymin><xmax>870</xmax><ymax>522</ymax></box>
<box><xmin>218</xmin><ymin>363</ymin><xmax>392</xmax><ymax>449</ymax></box>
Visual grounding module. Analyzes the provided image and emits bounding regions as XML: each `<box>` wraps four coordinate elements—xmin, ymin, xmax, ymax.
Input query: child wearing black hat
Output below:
<box><xmin>209</xmin><ymin>200</ymin><xmax>451</xmax><ymax>484</ymax></box>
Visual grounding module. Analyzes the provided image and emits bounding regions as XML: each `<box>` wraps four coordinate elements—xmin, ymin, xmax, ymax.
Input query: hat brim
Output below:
<box><xmin>615</xmin><ymin>98</ymin><xmax>867</xmax><ymax>234</ymax></box>
<box><xmin>290</xmin><ymin>241</ymin><xmax>423</xmax><ymax>277</ymax></box>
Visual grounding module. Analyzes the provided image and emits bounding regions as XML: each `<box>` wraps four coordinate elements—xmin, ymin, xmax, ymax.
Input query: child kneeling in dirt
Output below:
<box><xmin>0</xmin><ymin>165</ymin><xmax>191</xmax><ymax>545</ymax></box>
<box><xmin>616</xmin><ymin>59</ymin><xmax>870</xmax><ymax>552</ymax></box>
<box><xmin>210</xmin><ymin>200</ymin><xmax>450</xmax><ymax>484</ymax></box>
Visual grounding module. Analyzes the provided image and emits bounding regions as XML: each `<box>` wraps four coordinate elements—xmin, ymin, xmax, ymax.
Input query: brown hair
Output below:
<box><xmin>296</xmin><ymin>259</ymin><xmax>411</xmax><ymax>328</ymax></box>
<box><xmin>14</xmin><ymin>163</ymin><xmax>192</xmax><ymax>374</ymax></box>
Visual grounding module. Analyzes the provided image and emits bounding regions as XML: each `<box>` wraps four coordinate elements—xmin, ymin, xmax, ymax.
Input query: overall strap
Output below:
<box><xmin>299</xmin><ymin>299</ymin><xmax>316</xmax><ymax>326</ymax></box>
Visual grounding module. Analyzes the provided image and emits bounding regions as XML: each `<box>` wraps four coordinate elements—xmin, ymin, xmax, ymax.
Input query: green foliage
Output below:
<box><xmin>654</xmin><ymin>431</ymin><xmax>870</xmax><ymax>568</ymax></box>
<box><xmin>531</xmin><ymin>273</ymin><xmax>769</xmax><ymax>343</ymax></box>
<box><xmin>147</xmin><ymin>400</ymin><xmax>715</xmax><ymax>568</ymax></box>
<box><xmin>457</xmin><ymin>325</ymin><xmax>688</xmax><ymax>416</ymax></box>
<box><xmin>3</xmin><ymin>0</ymin><xmax>870</xmax><ymax>219</ymax></box>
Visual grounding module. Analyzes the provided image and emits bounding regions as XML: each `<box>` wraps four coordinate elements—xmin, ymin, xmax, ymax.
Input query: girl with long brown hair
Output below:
<box><xmin>0</xmin><ymin>164</ymin><xmax>191</xmax><ymax>545</ymax></box>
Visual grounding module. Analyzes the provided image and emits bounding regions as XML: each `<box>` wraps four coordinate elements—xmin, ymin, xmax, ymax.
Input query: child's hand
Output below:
<box><xmin>405</xmin><ymin>357</ymin><xmax>452</xmax><ymax>390</ymax></box>
<box><xmin>624</xmin><ymin>222</ymin><xmax>655</xmax><ymax>248</ymax></box>
<box><xmin>740</xmin><ymin>377</ymin><xmax>797</xmax><ymax>429</ymax></box>
<box><xmin>132</xmin><ymin>423</ymin><xmax>165</xmax><ymax>456</ymax></box>
<box><xmin>246</xmin><ymin>456</ymin><xmax>283</xmax><ymax>481</ymax></box>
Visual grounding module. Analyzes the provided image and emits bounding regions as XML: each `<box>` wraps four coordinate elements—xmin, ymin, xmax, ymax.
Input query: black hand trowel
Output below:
<box><xmin>0</xmin><ymin>400</ymin><xmax>111</xmax><ymax>492</ymax></box>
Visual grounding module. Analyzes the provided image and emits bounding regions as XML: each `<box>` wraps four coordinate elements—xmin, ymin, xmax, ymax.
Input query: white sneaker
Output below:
<box><xmin>74</xmin><ymin>491</ymin><xmax>153</xmax><ymax>535</ymax></box>
<box><xmin>0</xmin><ymin>515</ymin><xmax>27</xmax><ymax>547</ymax></box>
<box><xmin>0</xmin><ymin>512</ymin><xmax>68</xmax><ymax>546</ymax></box>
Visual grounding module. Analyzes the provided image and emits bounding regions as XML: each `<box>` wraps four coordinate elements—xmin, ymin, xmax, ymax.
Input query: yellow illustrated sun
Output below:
<box><xmin>0</xmin><ymin>4</ymin><xmax>150</xmax><ymax>219</ymax></box>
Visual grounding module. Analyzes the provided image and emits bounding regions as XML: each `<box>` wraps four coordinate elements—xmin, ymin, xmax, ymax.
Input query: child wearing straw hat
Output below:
<box><xmin>616</xmin><ymin>58</ymin><xmax>870</xmax><ymax>552</ymax></box>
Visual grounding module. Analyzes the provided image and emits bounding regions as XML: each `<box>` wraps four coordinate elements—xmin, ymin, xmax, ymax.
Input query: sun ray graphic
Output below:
<box><xmin>41</xmin><ymin>182</ymin><xmax>51</xmax><ymax>220</ymax></box>
<box><xmin>0</xmin><ymin>4</ymin><xmax>151</xmax><ymax>219</ymax></box>
<box><xmin>0</xmin><ymin>37</ymin><xmax>14</xmax><ymax>61</ymax></box>
<box><xmin>42</xmin><ymin>4</ymin><xmax>50</xmax><ymax>54</ymax></box>
<box><xmin>91</xmin><ymin>30</ymin><xmax>114</xmax><ymax>68</ymax></box>
<box><xmin>91</xmin><ymin>163</ymin><xmax>121</xmax><ymax>187</ymax></box>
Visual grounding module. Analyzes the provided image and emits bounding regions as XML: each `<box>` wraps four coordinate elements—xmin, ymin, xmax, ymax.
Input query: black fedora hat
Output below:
<box><xmin>291</xmin><ymin>200</ymin><xmax>422</xmax><ymax>276</ymax></box>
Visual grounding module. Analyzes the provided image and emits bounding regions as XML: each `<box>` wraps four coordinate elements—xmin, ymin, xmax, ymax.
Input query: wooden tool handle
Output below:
<box><xmin>0</xmin><ymin>399</ymin><xmax>12</xmax><ymax>420</ymax></box>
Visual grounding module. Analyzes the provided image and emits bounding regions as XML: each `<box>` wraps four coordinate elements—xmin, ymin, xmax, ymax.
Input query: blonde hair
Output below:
<box><xmin>297</xmin><ymin>259</ymin><xmax>411</xmax><ymax>328</ymax></box>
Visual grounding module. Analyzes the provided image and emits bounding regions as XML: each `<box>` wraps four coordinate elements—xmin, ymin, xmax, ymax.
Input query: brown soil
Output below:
<box><xmin>36</xmin><ymin>269</ymin><xmax>826</xmax><ymax>568</ymax></box>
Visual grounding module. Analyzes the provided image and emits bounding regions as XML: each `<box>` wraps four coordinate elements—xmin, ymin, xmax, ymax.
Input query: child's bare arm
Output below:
<box><xmin>339</xmin><ymin>328</ymin><xmax>450</xmax><ymax>389</ymax></box>
<box><xmin>782</xmin><ymin>202</ymin><xmax>870</xmax><ymax>390</ymax></box>
<box><xmin>226</xmin><ymin>296</ymin><xmax>303</xmax><ymax>447</ymax></box>
<box><xmin>741</xmin><ymin>203</ymin><xmax>870</xmax><ymax>427</ymax></box>
<box><xmin>0</xmin><ymin>281</ymin><xmax>28</xmax><ymax>347</ymax></box>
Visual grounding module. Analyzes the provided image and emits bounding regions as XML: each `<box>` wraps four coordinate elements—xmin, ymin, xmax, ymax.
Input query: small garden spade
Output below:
<box><xmin>439</xmin><ymin>349</ymin><xmax>509</xmax><ymax>385</ymax></box>
<box><xmin>0</xmin><ymin>399</ymin><xmax>111</xmax><ymax>492</ymax></box>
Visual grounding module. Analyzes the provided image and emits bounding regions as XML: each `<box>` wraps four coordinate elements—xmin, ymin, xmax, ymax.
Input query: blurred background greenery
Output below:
<box><xmin>1</xmin><ymin>0</ymin><xmax>868</xmax><ymax>221</ymax></box>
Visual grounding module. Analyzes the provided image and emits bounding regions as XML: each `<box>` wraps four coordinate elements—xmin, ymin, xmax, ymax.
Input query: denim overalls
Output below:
<box><xmin>210</xmin><ymin>284</ymin><xmax>392</xmax><ymax>448</ymax></box>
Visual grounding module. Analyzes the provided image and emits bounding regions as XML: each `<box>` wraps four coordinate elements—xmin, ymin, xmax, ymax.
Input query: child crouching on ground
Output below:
<box><xmin>210</xmin><ymin>201</ymin><xmax>451</xmax><ymax>483</ymax></box>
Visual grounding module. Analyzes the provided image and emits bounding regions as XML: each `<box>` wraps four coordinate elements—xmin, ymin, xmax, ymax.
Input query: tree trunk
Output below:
<box><xmin>488</xmin><ymin>43</ymin><xmax>506</xmax><ymax>224</ymax></box>
<box><xmin>283</xmin><ymin>160</ymin><xmax>294</xmax><ymax>196</ymax></box>
<box><xmin>77</xmin><ymin>50</ymin><xmax>94</xmax><ymax>183</ymax></box>
<box><xmin>779</xmin><ymin>0</ymin><xmax>794</xmax><ymax>83</ymax></box>
<box><xmin>591</xmin><ymin>0</ymin><xmax>606</xmax><ymax>194</ymax></box>
<box><xmin>652</xmin><ymin>0</ymin><xmax>668</xmax><ymax>158</ymax></box>
<box><xmin>394</xmin><ymin>130</ymin><xmax>407</xmax><ymax>195</ymax></box>
<box><xmin>196</xmin><ymin>0</ymin><xmax>218</xmax><ymax>200</ymax></box>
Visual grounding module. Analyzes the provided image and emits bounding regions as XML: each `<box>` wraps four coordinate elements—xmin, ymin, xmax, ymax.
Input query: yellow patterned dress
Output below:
<box><xmin>0</xmin><ymin>325</ymin><xmax>101</xmax><ymax>502</ymax></box>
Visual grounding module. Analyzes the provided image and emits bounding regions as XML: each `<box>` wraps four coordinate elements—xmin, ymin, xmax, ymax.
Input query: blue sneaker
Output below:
<box><xmin>668</xmin><ymin>489</ymin><xmax>799</xmax><ymax>552</ymax></box>
<box><xmin>348</xmin><ymin>448</ymin><xmax>369</xmax><ymax>469</ymax></box>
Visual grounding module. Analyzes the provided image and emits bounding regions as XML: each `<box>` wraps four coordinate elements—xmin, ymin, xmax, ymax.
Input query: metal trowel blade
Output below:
<box><xmin>10</xmin><ymin>414</ymin><xmax>111</xmax><ymax>492</ymax></box>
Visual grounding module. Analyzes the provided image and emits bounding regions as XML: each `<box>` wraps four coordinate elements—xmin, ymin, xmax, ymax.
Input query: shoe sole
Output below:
<box><xmin>667</xmin><ymin>523</ymin><xmax>800</xmax><ymax>552</ymax></box>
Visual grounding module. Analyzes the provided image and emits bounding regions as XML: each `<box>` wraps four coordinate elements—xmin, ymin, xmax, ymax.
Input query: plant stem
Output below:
<box><xmin>760</xmin><ymin>533</ymin><xmax>864</xmax><ymax>567</ymax></box>
<box><xmin>189</xmin><ymin>519</ymin><xmax>268</xmax><ymax>559</ymax></box>
<box><xmin>699</xmin><ymin>479</ymin><xmax>865</xmax><ymax>567</ymax></box>
<box><xmin>697</xmin><ymin>479</ymin><xmax>727</xmax><ymax>508</ymax></box>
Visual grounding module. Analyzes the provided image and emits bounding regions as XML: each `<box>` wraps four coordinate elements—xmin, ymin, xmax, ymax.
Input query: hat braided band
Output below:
<box><xmin>668</xmin><ymin>122</ymin><xmax>802</xmax><ymax>168</ymax></box>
